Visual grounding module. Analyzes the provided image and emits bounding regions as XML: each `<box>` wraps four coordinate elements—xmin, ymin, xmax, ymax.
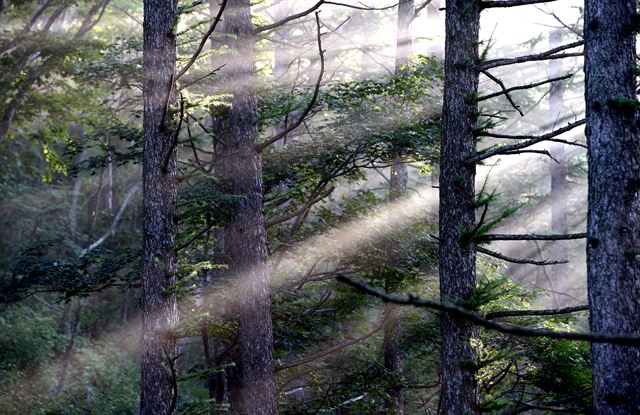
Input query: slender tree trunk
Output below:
<box><xmin>220</xmin><ymin>1</ymin><xmax>277</xmax><ymax>413</ymax></box>
<box><xmin>547</xmin><ymin>29</ymin><xmax>568</xmax><ymax>304</ymax></box>
<box><xmin>584</xmin><ymin>1</ymin><xmax>640</xmax><ymax>413</ymax></box>
<box><xmin>140</xmin><ymin>1</ymin><xmax>180</xmax><ymax>414</ymax></box>
<box><xmin>383</xmin><ymin>2</ymin><xmax>413</xmax><ymax>413</ymax></box>
<box><xmin>55</xmin><ymin>298</ymin><xmax>85</xmax><ymax>395</ymax></box>
<box><xmin>437</xmin><ymin>1</ymin><xmax>480</xmax><ymax>414</ymax></box>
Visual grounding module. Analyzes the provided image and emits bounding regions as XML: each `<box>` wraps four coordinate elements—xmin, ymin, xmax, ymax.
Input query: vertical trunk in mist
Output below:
<box><xmin>584</xmin><ymin>1</ymin><xmax>640</xmax><ymax>413</ymax></box>
<box><xmin>220</xmin><ymin>1</ymin><xmax>277</xmax><ymax>413</ymax></box>
<box><xmin>548</xmin><ymin>29</ymin><xmax>568</xmax><ymax>300</ymax></box>
<box><xmin>141</xmin><ymin>1</ymin><xmax>179</xmax><ymax>414</ymax></box>
<box><xmin>438</xmin><ymin>1</ymin><xmax>479</xmax><ymax>414</ymax></box>
<box><xmin>383</xmin><ymin>1</ymin><xmax>413</xmax><ymax>413</ymax></box>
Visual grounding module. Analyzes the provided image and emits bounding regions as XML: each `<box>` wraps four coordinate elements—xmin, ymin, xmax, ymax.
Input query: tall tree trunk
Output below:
<box><xmin>140</xmin><ymin>1</ymin><xmax>179</xmax><ymax>414</ymax></box>
<box><xmin>383</xmin><ymin>1</ymin><xmax>413</xmax><ymax>413</ymax></box>
<box><xmin>547</xmin><ymin>29</ymin><xmax>568</xmax><ymax>304</ymax></box>
<box><xmin>220</xmin><ymin>1</ymin><xmax>277</xmax><ymax>413</ymax></box>
<box><xmin>437</xmin><ymin>1</ymin><xmax>480</xmax><ymax>414</ymax></box>
<box><xmin>584</xmin><ymin>1</ymin><xmax>640</xmax><ymax>413</ymax></box>
<box><xmin>55</xmin><ymin>298</ymin><xmax>85</xmax><ymax>395</ymax></box>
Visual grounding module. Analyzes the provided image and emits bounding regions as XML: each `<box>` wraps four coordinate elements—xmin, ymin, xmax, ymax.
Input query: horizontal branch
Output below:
<box><xmin>481</xmin><ymin>0</ymin><xmax>558</xmax><ymax>9</ymax></box>
<box><xmin>253</xmin><ymin>1</ymin><xmax>398</xmax><ymax>34</ymax></box>
<box><xmin>467</xmin><ymin>119</ymin><xmax>586</xmax><ymax>164</ymax></box>
<box><xmin>481</xmin><ymin>40</ymin><xmax>583</xmax><ymax>71</ymax></box>
<box><xmin>476</xmin><ymin>232</ymin><xmax>587</xmax><ymax>242</ymax></box>
<box><xmin>477</xmin><ymin>246</ymin><xmax>568</xmax><ymax>266</ymax></box>
<box><xmin>175</xmin><ymin>0</ymin><xmax>227</xmax><ymax>82</ymax></box>
<box><xmin>477</xmin><ymin>73</ymin><xmax>573</xmax><ymax>102</ymax></box>
<box><xmin>337</xmin><ymin>276</ymin><xmax>640</xmax><ymax>346</ymax></box>
<box><xmin>485</xmin><ymin>305</ymin><xmax>588</xmax><ymax>320</ymax></box>
<box><xmin>253</xmin><ymin>1</ymin><xmax>323</xmax><ymax>34</ymax></box>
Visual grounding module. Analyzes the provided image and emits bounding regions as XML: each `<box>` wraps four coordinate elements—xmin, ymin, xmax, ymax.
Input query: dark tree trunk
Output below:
<box><xmin>383</xmin><ymin>2</ymin><xmax>413</xmax><ymax>413</ymax></box>
<box><xmin>202</xmin><ymin>325</ymin><xmax>227</xmax><ymax>414</ymax></box>
<box><xmin>437</xmin><ymin>1</ymin><xmax>480</xmax><ymax>414</ymax></box>
<box><xmin>219</xmin><ymin>1</ymin><xmax>277</xmax><ymax>413</ymax></box>
<box><xmin>547</xmin><ymin>29</ymin><xmax>568</xmax><ymax>303</ymax></box>
<box><xmin>140</xmin><ymin>1</ymin><xmax>179</xmax><ymax>414</ymax></box>
<box><xmin>584</xmin><ymin>1</ymin><xmax>640</xmax><ymax>413</ymax></box>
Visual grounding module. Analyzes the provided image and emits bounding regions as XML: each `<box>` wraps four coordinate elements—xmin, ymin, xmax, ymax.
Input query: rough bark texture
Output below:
<box><xmin>220</xmin><ymin>1</ymin><xmax>277</xmax><ymax>413</ymax></box>
<box><xmin>547</xmin><ymin>29</ymin><xmax>568</xmax><ymax>302</ymax></box>
<box><xmin>584</xmin><ymin>1</ymin><xmax>640</xmax><ymax>413</ymax></box>
<box><xmin>140</xmin><ymin>1</ymin><xmax>179</xmax><ymax>414</ymax></box>
<box><xmin>383</xmin><ymin>2</ymin><xmax>413</xmax><ymax>413</ymax></box>
<box><xmin>438</xmin><ymin>1</ymin><xmax>480</xmax><ymax>414</ymax></box>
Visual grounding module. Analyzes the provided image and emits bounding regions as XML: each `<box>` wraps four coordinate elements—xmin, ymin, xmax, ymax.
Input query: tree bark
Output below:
<box><xmin>437</xmin><ymin>1</ymin><xmax>480</xmax><ymax>414</ymax></box>
<box><xmin>219</xmin><ymin>1</ymin><xmax>277</xmax><ymax>413</ymax></box>
<box><xmin>584</xmin><ymin>1</ymin><xmax>640</xmax><ymax>413</ymax></box>
<box><xmin>140</xmin><ymin>1</ymin><xmax>180</xmax><ymax>414</ymax></box>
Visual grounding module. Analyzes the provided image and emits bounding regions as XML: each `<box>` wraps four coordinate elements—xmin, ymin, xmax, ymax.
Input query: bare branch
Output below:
<box><xmin>476</xmin><ymin>232</ymin><xmax>587</xmax><ymax>242</ymax></box>
<box><xmin>411</xmin><ymin>0</ymin><xmax>433</xmax><ymax>21</ymax></box>
<box><xmin>477</xmin><ymin>72</ymin><xmax>573</xmax><ymax>102</ymax></box>
<box><xmin>253</xmin><ymin>1</ymin><xmax>398</xmax><ymax>34</ymax></box>
<box><xmin>481</xmin><ymin>40</ymin><xmax>583</xmax><ymax>71</ymax></box>
<box><xmin>337</xmin><ymin>276</ymin><xmax>640</xmax><ymax>346</ymax></box>
<box><xmin>82</xmin><ymin>183</ymin><xmax>141</xmax><ymax>255</ymax></box>
<box><xmin>253</xmin><ymin>1</ymin><xmax>324</xmax><ymax>34</ymax></box>
<box><xmin>481</xmin><ymin>70</ymin><xmax>524</xmax><ymax>116</ymax></box>
<box><xmin>467</xmin><ymin>119</ymin><xmax>586</xmax><ymax>164</ymax></box>
<box><xmin>481</xmin><ymin>0</ymin><xmax>558</xmax><ymax>9</ymax></box>
<box><xmin>477</xmin><ymin>246</ymin><xmax>568</xmax><ymax>266</ymax></box>
<box><xmin>175</xmin><ymin>0</ymin><xmax>228</xmax><ymax>82</ymax></box>
<box><xmin>256</xmin><ymin>11</ymin><xmax>325</xmax><ymax>152</ymax></box>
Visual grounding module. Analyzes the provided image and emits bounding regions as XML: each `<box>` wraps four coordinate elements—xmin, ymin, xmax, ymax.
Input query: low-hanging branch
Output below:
<box><xmin>476</xmin><ymin>232</ymin><xmax>587</xmax><ymax>242</ymax></box>
<box><xmin>256</xmin><ymin>11</ymin><xmax>325</xmax><ymax>153</ymax></box>
<box><xmin>480</xmin><ymin>40</ymin><xmax>583</xmax><ymax>71</ymax></box>
<box><xmin>485</xmin><ymin>305</ymin><xmax>588</xmax><ymax>320</ymax></box>
<box><xmin>467</xmin><ymin>119</ymin><xmax>586</xmax><ymax>164</ymax></box>
<box><xmin>476</xmin><ymin>246</ymin><xmax>568</xmax><ymax>266</ymax></box>
<box><xmin>336</xmin><ymin>276</ymin><xmax>640</xmax><ymax>346</ymax></box>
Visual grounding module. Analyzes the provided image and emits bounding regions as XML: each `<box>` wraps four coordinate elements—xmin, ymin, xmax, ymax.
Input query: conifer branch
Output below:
<box><xmin>337</xmin><ymin>276</ymin><xmax>640</xmax><ymax>346</ymax></box>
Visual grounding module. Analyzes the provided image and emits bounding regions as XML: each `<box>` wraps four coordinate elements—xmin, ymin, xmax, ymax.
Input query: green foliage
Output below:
<box><xmin>605</xmin><ymin>96</ymin><xmax>640</xmax><ymax>116</ymax></box>
<box><xmin>0</xmin><ymin>305</ymin><xmax>63</xmax><ymax>371</ymax></box>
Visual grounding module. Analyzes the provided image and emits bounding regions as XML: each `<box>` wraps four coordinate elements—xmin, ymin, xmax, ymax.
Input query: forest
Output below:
<box><xmin>0</xmin><ymin>0</ymin><xmax>639</xmax><ymax>414</ymax></box>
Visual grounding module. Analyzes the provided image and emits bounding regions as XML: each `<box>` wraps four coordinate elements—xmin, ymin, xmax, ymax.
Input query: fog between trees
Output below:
<box><xmin>1</xmin><ymin>1</ymin><xmax>638</xmax><ymax>414</ymax></box>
